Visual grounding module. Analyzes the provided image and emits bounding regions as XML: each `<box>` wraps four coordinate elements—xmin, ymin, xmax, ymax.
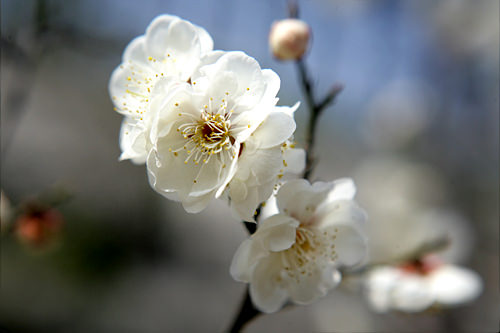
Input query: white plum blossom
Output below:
<box><xmin>109</xmin><ymin>14</ymin><xmax>215</xmax><ymax>164</ymax></box>
<box><xmin>228</xmin><ymin>107</ymin><xmax>305</xmax><ymax>221</ymax></box>
<box><xmin>146</xmin><ymin>51</ymin><xmax>303</xmax><ymax>218</ymax></box>
<box><xmin>230</xmin><ymin>179</ymin><xmax>367</xmax><ymax>313</ymax></box>
<box><xmin>364</xmin><ymin>256</ymin><xmax>482</xmax><ymax>313</ymax></box>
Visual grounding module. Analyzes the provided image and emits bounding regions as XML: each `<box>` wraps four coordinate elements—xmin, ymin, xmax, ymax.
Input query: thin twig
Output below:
<box><xmin>296</xmin><ymin>59</ymin><xmax>342</xmax><ymax>180</ymax></box>
<box><xmin>288</xmin><ymin>0</ymin><xmax>299</xmax><ymax>19</ymax></box>
<box><xmin>228</xmin><ymin>207</ymin><xmax>262</xmax><ymax>331</ymax></box>
<box><xmin>228</xmin><ymin>287</ymin><xmax>261</xmax><ymax>333</ymax></box>
<box><xmin>317</xmin><ymin>83</ymin><xmax>344</xmax><ymax>112</ymax></box>
<box><xmin>243</xmin><ymin>222</ymin><xmax>256</xmax><ymax>234</ymax></box>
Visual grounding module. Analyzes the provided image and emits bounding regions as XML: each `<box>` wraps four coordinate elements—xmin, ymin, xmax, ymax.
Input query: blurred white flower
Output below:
<box><xmin>109</xmin><ymin>14</ymin><xmax>215</xmax><ymax>163</ymax></box>
<box><xmin>230</xmin><ymin>179</ymin><xmax>367</xmax><ymax>313</ymax></box>
<box><xmin>269</xmin><ymin>19</ymin><xmax>311</xmax><ymax>61</ymax></box>
<box><xmin>365</xmin><ymin>256</ymin><xmax>482</xmax><ymax>313</ymax></box>
<box><xmin>354</xmin><ymin>157</ymin><xmax>473</xmax><ymax>265</ymax></box>
<box><xmin>147</xmin><ymin>51</ymin><xmax>301</xmax><ymax>218</ymax></box>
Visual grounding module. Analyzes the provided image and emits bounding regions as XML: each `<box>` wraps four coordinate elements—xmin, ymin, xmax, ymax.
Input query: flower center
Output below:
<box><xmin>198</xmin><ymin>113</ymin><xmax>231</xmax><ymax>146</ymax></box>
<box><xmin>173</xmin><ymin>102</ymin><xmax>237</xmax><ymax>165</ymax></box>
<box><xmin>281</xmin><ymin>226</ymin><xmax>339</xmax><ymax>283</ymax></box>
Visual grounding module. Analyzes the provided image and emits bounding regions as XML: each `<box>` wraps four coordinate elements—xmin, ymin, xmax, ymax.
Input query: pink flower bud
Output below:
<box><xmin>16</xmin><ymin>208</ymin><xmax>63</xmax><ymax>248</ymax></box>
<box><xmin>269</xmin><ymin>19</ymin><xmax>311</xmax><ymax>61</ymax></box>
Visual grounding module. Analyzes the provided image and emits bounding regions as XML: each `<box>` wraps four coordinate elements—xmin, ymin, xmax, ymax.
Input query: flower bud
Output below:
<box><xmin>16</xmin><ymin>208</ymin><xmax>63</xmax><ymax>248</ymax></box>
<box><xmin>269</xmin><ymin>19</ymin><xmax>310</xmax><ymax>61</ymax></box>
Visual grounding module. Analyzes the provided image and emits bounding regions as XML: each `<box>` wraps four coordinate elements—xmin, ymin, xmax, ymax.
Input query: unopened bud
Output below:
<box><xmin>269</xmin><ymin>19</ymin><xmax>310</xmax><ymax>61</ymax></box>
<box><xmin>16</xmin><ymin>208</ymin><xmax>63</xmax><ymax>248</ymax></box>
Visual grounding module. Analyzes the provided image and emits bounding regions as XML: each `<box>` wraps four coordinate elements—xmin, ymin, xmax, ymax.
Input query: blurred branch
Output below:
<box><xmin>0</xmin><ymin>38</ymin><xmax>35</xmax><ymax>159</ymax></box>
<box><xmin>317</xmin><ymin>83</ymin><xmax>344</xmax><ymax>112</ymax></box>
<box><xmin>230</xmin><ymin>201</ymin><xmax>264</xmax><ymax>331</ymax></box>
<box><xmin>1</xmin><ymin>0</ymin><xmax>50</xmax><ymax>159</ymax></box>
<box><xmin>35</xmin><ymin>0</ymin><xmax>50</xmax><ymax>36</ymax></box>
<box><xmin>290</xmin><ymin>5</ymin><xmax>343</xmax><ymax>181</ymax></box>
<box><xmin>296</xmin><ymin>61</ymin><xmax>343</xmax><ymax>181</ymax></box>
<box><xmin>287</xmin><ymin>0</ymin><xmax>299</xmax><ymax>19</ymax></box>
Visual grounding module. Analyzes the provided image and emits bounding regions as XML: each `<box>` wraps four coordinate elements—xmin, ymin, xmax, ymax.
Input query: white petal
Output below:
<box><xmin>193</xmin><ymin>25</ymin><xmax>214</xmax><ymax>54</ymax></box>
<box><xmin>193</xmin><ymin>63</ymin><xmax>240</xmax><ymax>101</ymax></box>
<box><xmin>276</xmin><ymin>179</ymin><xmax>334</xmax><ymax>222</ymax></box>
<box><xmin>259</xmin><ymin>69</ymin><xmax>281</xmax><ymax>105</ymax></box>
<box><xmin>327</xmin><ymin>178</ymin><xmax>357</xmax><ymax>202</ymax></box>
<box><xmin>145</xmin><ymin>14</ymin><xmax>179</xmax><ymax>35</ymax></box>
<box><xmin>287</xmin><ymin>264</ymin><xmax>340</xmax><ymax>305</ymax></box>
<box><xmin>109</xmin><ymin>63</ymin><xmax>152</xmax><ymax>116</ymax></box>
<box><xmin>191</xmin><ymin>154</ymin><xmax>233</xmax><ymax>196</ymax></box>
<box><xmin>229</xmin><ymin>178</ymin><xmax>247</xmax><ymax>202</ymax></box>
<box><xmin>275</xmin><ymin>101</ymin><xmax>300</xmax><ymax>116</ymax></box>
<box><xmin>282</xmin><ymin>147</ymin><xmax>305</xmax><ymax>175</ymax></box>
<box><xmin>231</xmin><ymin>200</ymin><xmax>258</xmax><ymax>222</ymax></box>
<box><xmin>147</xmin><ymin>139</ymin><xmax>199</xmax><ymax>195</ymax></box>
<box><xmin>214</xmin><ymin>147</ymin><xmax>240</xmax><ymax>198</ymax></box>
<box><xmin>146</xmin><ymin>15</ymin><xmax>191</xmax><ymax>56</ymax></box>
<box><xmin>327</xmin><ymin>224</ymin><xmax>367</xmax><ymax>267</ymax></box>
<box><xmin>259</xmin><ymin>195</ymin><xmax>280</xmax><ymax>221</ymax></box>
<box><xmin>391</xmin><ymin>275</ymin><xmax>434</xmax><ymax>312</ymax></box>
<box><xmin>257</xmin><ymin>214</ymin><xmax>299</xmax><ymax>252</ymax></box>
<box><xmin>252</xmin><ymin>111</ymin><xmax>296</xmax><ymax>149</ymax></box>
<box><xmin>122</xmin><ymin>36</ymin><xmax>149</xmax><ymax>67</ymax></box>
<box><xmin>257</xmin><ymin>213</ymin><xmax>299</xmax><ymax>233</ymax></box>
<box><xmin>230</xmin><ymin>238</ymin><xmax>267</xmax><ymax>282</ymax></box>
<box><xmin>276</xmin><ymin>179</ymin><xmax>309</xmax><ymax>210</ymax></box>
<box><xmin>182</xmin><ymin>191</ymin><xmax>215</xmax><ymax>213</ymax></box>
<box><xmin>198</xmin><ymin>50</ymin><xmax>225</xmax><ymax>68</ymax></box>
<box><xmin>119</xmin><ymin>118</ymin><xmax>147</xmax><ymax>164</ymax></box>
<box><xmin>428</xmin><ymin>265</ymin><xmax>482</xmax><ymax>306</ymax></box>
<box><xmin>238</xmin><ymin>145</ymin><xmax>282</xmax><ymax>185</ymax></box>
<box><xmin>229</xmin><ymin>181</ymin><xmax>258</xmax><ymax>222</ymax></box>
<box><xmin>252</xmin><ymin>181</ymin><xmax>276</xmax><ymax>207</ymax></box>
<box><xmin>249</xmin><ymin>256</ymin><xmax>289</xmax><ymax>313</ymax></box>
<box><xmin>316</xmin><ymin>200</ymin><xmax>367</xmax><ymax>234</ymax></box>
<box><xmin>145</xmin><ymin>16</ymin><xmax>202</xmax><ymax>80</ymax></box>
<box><xmin>230</xmin><ymin>110</ymin><xmax>270</xmax><ymax>143</ymax></box>
<box><xmin>196</xmin><ymin>51</ymin><xmax>268</xmax><ymax>109</ymax></box>
<box><xmin>150</xmin><ymin>87</ymin><xmax>199</xmax><ymax>141</ymax></box>
<box><xmin>230</xmin><ymin>182</ymin><xmax>275</xmax><ymax>222</ymax></box>
<box><xmin>250</xmin><ymin>214</ymin><xmax>299</xmax><ymax>252</ymax></box>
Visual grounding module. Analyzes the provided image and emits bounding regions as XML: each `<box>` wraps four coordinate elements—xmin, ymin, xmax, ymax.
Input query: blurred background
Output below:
<box><xmin>1</xmin><ymin>0</ymin><xmax>498</xmax><ymax>332</ymax></box>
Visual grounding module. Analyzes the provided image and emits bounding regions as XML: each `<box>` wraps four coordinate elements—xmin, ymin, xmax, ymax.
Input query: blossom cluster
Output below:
<box><xmin>109</xmin><ymin>15</ymin><xmax>304</xmax><ymax>221</ymax></box>
<box><xmin>110</xmin><ymin>14</ymin><xmax>367</xmax><ymax>314</ymax></box>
